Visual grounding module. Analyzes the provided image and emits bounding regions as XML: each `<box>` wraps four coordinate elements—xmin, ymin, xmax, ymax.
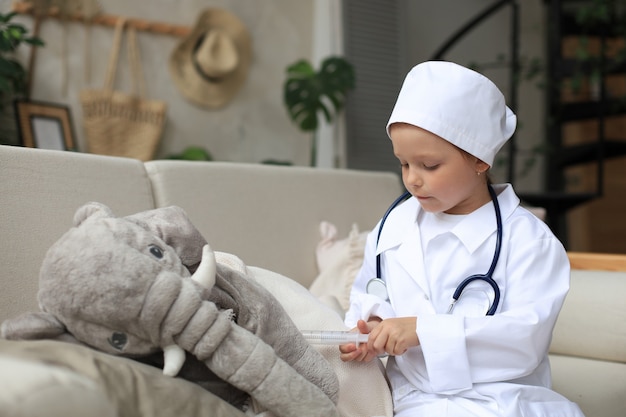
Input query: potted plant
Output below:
<box><xmin>283</xmin><ymin>56</ymin><xmax>355</xmax><ymax>166</ymax></box>
<box><xmin>0</xmin><ymin>11</ymin><xmax>44</xmax><ymax>145</ymax></box>
<box><xmin>167</xmin><ymin>145</ymin><xmax>213</xmax><ymax>161</ymax></box>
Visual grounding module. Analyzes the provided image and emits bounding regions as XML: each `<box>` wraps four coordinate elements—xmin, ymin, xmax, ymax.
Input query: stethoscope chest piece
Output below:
<box><xmin>366</xmin><ymin>278</ymin><xmax>388</xmax><ymax>301</ymax></box>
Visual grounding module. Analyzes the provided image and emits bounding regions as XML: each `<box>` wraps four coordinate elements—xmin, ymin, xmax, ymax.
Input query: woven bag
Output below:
<box><xmin>80</xmin><ymin>18</ymin><xmax>166</xmax><ymax>161</ymax></box>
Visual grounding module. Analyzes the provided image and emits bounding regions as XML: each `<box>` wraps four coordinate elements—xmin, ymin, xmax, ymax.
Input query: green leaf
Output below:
<box><xmin>167</xmin><ymin>146</ymin><xmax>213</xmax><ymax>161</ymax></box>
<box><xmin>0</xmin><ymin>77</ymin><xmax>12</xmax><ymax>93</ymax></box>
<box><xmin>283</xmin><ymin>56</ymin><xmax>355</xmax><ymax>132</ymax></box>
<box><xmin>0</xmin><ymin>57</ymin><xmax>25</xmax><ymax>76</ymax></box>
<box><xmin>7</xmin><ymin>25</ymin><xmax>27</xmax><ymax>35</ymax></box>
<box><xmin>8</xmin><ymin>27</ymin><xmax>24</xmax><ymax>43</ymax></box>
<box><xmin>0</xmin><ymin>12</ymin><xmax>18</xmax><ymax>24</ymax></box>
<box><xmin>286</xmin><ymin>60</ymin><xmax>315</xmax><ymax>78</ymax></box>
<box><xmin>0</xmin><ymin>36</ymin><xmax>13</xmax><ymax>53</ymax></box>
<box><xmin>23</xmin><ymin>37</ymin><xmax>45</xmax><ymax>47</ymax></box>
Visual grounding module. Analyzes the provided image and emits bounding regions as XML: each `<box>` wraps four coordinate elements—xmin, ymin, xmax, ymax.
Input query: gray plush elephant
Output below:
<box><xmin>1</xmin><ymin>202</ymin><xmax>340</xmax><ymax>417</ymax></box>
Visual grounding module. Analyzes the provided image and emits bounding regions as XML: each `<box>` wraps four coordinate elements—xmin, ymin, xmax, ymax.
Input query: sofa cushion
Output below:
<box><xmin>549</xmin><ymin>353</ymin><xmax>626</xmax><ymax>417</ymax></box>
<box><xmin>0</xmin><ymin>146</ymin><xmax>155</xmax><ymax>323</ymax></box>
<box><xmin>0</xmin><ymin>339</ymin><xmax>247</xmax><ymax>417</ymax></box>
<box><xmin>144</xmin><ymin>160</ymin><xmax>403</xmax><ymax>287</ymax></box>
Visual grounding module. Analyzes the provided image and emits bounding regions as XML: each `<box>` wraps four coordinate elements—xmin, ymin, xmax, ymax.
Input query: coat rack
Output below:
<box><xmin>11</xmin><ymin>1</ymin><xmax>191</xmax><ymax>37</ymax></box>
<box><xmin>11</xmin><ymin>1</ymin><xmax>192</xmax><ymax>96</ymax></box>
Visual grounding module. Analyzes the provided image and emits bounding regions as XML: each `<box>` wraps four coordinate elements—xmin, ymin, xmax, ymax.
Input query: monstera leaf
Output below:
<box><xmin>283</xmin><ymin>56</ymin><xmax>355</xmax><ymax>132</ymax></box>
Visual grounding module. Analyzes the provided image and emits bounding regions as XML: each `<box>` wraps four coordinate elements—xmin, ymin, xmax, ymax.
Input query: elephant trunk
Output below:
<box><xmin>159</xmin><ymin>296</ymin><xmax>234</xmax><ymax>375</ymax></box>
<box><xmin>197</xmin><ymin>316</ymin><xmax>340</xmax><ymax>417</ymax></box>
<box><xmin>155</xmin><ymin>293</ymin><xmax>339</xmax><ymax>417</ymax></box>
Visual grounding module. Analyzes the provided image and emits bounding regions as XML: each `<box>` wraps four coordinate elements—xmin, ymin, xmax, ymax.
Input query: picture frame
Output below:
<box><xmin>14</xmin><ymin>99</ymin><xmax>76</xmax><ymax>151</ymax></box>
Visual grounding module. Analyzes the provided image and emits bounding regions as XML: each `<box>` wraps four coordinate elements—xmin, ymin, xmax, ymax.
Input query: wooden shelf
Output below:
<box><xmin>11</xmin><ymin>1</ymin><xmax>190</xmax><ymax>37</ymax></box>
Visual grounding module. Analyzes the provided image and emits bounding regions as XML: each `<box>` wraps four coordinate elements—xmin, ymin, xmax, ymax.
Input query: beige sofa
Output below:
<box><xmin>0</xmin><ymin>144</ymin><xmax>624</xmax><ymax>416</ymax></box>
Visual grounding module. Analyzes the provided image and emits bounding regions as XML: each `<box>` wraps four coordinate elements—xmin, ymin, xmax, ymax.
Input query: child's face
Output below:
<box><xmin>389</xmin><ymin>123</ymin><xmax>490</xmax><ymax>215</ymax></box>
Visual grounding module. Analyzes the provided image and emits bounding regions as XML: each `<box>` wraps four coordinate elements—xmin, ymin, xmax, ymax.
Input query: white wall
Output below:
<box><xmin>3</xmin><ymin>0</ymin><xmax>314</xmax><ymax>165</ymax></box>
<box><xmin>3</xmin><ymin>0</ymin><xmax>547</xmax><ymax>190</ymax></box>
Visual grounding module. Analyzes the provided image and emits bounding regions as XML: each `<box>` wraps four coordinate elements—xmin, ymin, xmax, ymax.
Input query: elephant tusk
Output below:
<box><xmin>190</xmin><ymin>244</ymin><xmax>216</xmax><ymax>289</ymax></box>
<box><xmin>162</xmin><ymin>344</ymin><xmax>186</xmax><ymax>376</ymax></box>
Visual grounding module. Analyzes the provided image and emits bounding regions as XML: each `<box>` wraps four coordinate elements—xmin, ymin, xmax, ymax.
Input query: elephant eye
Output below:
<box><xmin>149</xmin><ymin>244</ymin><xmax>164</xmax><ymax>259</ymax></box>
<box><xmin>108</xmin><ymin>332</ymin><xmax>127</xmax><ymax>350</ymax></box>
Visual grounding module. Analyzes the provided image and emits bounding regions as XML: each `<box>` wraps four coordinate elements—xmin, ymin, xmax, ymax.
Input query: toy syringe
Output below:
<box><xmin>301</xmin><ymin>330</ymin><xmax>369</xmax><ymax>345</ymax></box>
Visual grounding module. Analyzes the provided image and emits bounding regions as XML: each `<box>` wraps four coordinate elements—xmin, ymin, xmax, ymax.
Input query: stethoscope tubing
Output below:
<box><xmin>373</xmin><ymin>184</ymin><xmax>502</xmax><ymax>316</ymax></box>
<box><xmin>449</xmin><ymin>185</ymin><xmax>502</xmax><ymax>316</ymax></box>
<box><xmin>375</xmin><ymin>191</ymin><xmax>412</xmax><ymax>279</ymax></box>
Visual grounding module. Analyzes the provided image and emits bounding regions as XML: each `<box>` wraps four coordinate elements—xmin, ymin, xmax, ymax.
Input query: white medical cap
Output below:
<box><xmin>386</xmin><ymin>61</ymin><xmax>517</xmax><ymax>166</ymax></box>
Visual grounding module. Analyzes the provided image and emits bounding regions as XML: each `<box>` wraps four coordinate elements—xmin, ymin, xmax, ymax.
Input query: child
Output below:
<box><xmin>340</xmin><ymin>61</ymin><xmax>584</xmax><ymax>417</ymax></box>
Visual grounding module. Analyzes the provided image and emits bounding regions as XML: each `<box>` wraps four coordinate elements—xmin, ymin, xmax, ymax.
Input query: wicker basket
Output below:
<box><xmin>80</xmin><ymin>18</ymin><xmax>166</xmax><ymax>161</ymax></box>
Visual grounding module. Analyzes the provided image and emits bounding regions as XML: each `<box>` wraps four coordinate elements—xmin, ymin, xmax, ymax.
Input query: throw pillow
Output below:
<box><xmin>310</xmin><ymin>221</ymin><xmax>368</xmax><ymax>314</ymax></box>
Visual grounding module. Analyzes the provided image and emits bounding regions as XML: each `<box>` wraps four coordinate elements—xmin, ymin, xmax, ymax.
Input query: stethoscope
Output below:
<box><xmin>366</xmin><ymin>184</ymin><xmax>502</xmax><ymax>316</ymax></box>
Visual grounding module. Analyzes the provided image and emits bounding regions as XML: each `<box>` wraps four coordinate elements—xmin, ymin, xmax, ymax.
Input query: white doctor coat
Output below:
<box><xmin>345</xmin><ymin>184</ymin><xmax>585</xmax><ymax>417</ymax></box>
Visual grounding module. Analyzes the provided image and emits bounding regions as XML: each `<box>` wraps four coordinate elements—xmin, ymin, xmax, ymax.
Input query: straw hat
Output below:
<box><xmin>169</xmin><ymin>9</ymin><xmax>252</xmax><ymax>109</ymax></box>
<box><xmin>387</xmin><ymin>61</ymin><xmax>516</xmax><ymax>167</ymax></box>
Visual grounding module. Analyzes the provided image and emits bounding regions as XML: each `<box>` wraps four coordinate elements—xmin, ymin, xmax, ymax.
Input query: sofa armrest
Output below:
<box><xmin>0</xmin><ymin>354</ymin><xmax>117</xmax><ymax>417</ymax></box>
<box><xmin>548</xmin><ymin>252</ymin><xmax>626</xmax><ymax>417</ymax></box>
<box><xmin>551</xmin><ymin>253</ymin><xmax>626</xmax><ymax>363</ymax></box>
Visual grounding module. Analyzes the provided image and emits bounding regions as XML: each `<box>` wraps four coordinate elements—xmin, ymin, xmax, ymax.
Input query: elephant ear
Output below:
<box><xmin>1</xmin><ymin>311</ymin><xmax>67</xmax><ymax>340</ymax></box>
<box><xmin>126</xmin><ymin>206</ymin><xmax>207</xmax><ymax>269</ymax></box>
<box><xmin>73</xmin><ymin>202</ymin><xmax>115</xmax><ymax>227</ymax></box>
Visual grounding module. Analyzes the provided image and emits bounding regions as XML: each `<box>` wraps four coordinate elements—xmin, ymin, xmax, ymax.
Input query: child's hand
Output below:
<box><xmin>339</xmin><ymin>318</ymin><xmax>381</xmax><ymax>363</ymax></box>
<box><xmin>339</xmin><ymin>317</ymin><xmax>419</xmax><ymax>360</ymax></box>
<box><xmin>368</xmin><ymin>317</ymin><xmax>419</xmax><ymax>356</ymax></box>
